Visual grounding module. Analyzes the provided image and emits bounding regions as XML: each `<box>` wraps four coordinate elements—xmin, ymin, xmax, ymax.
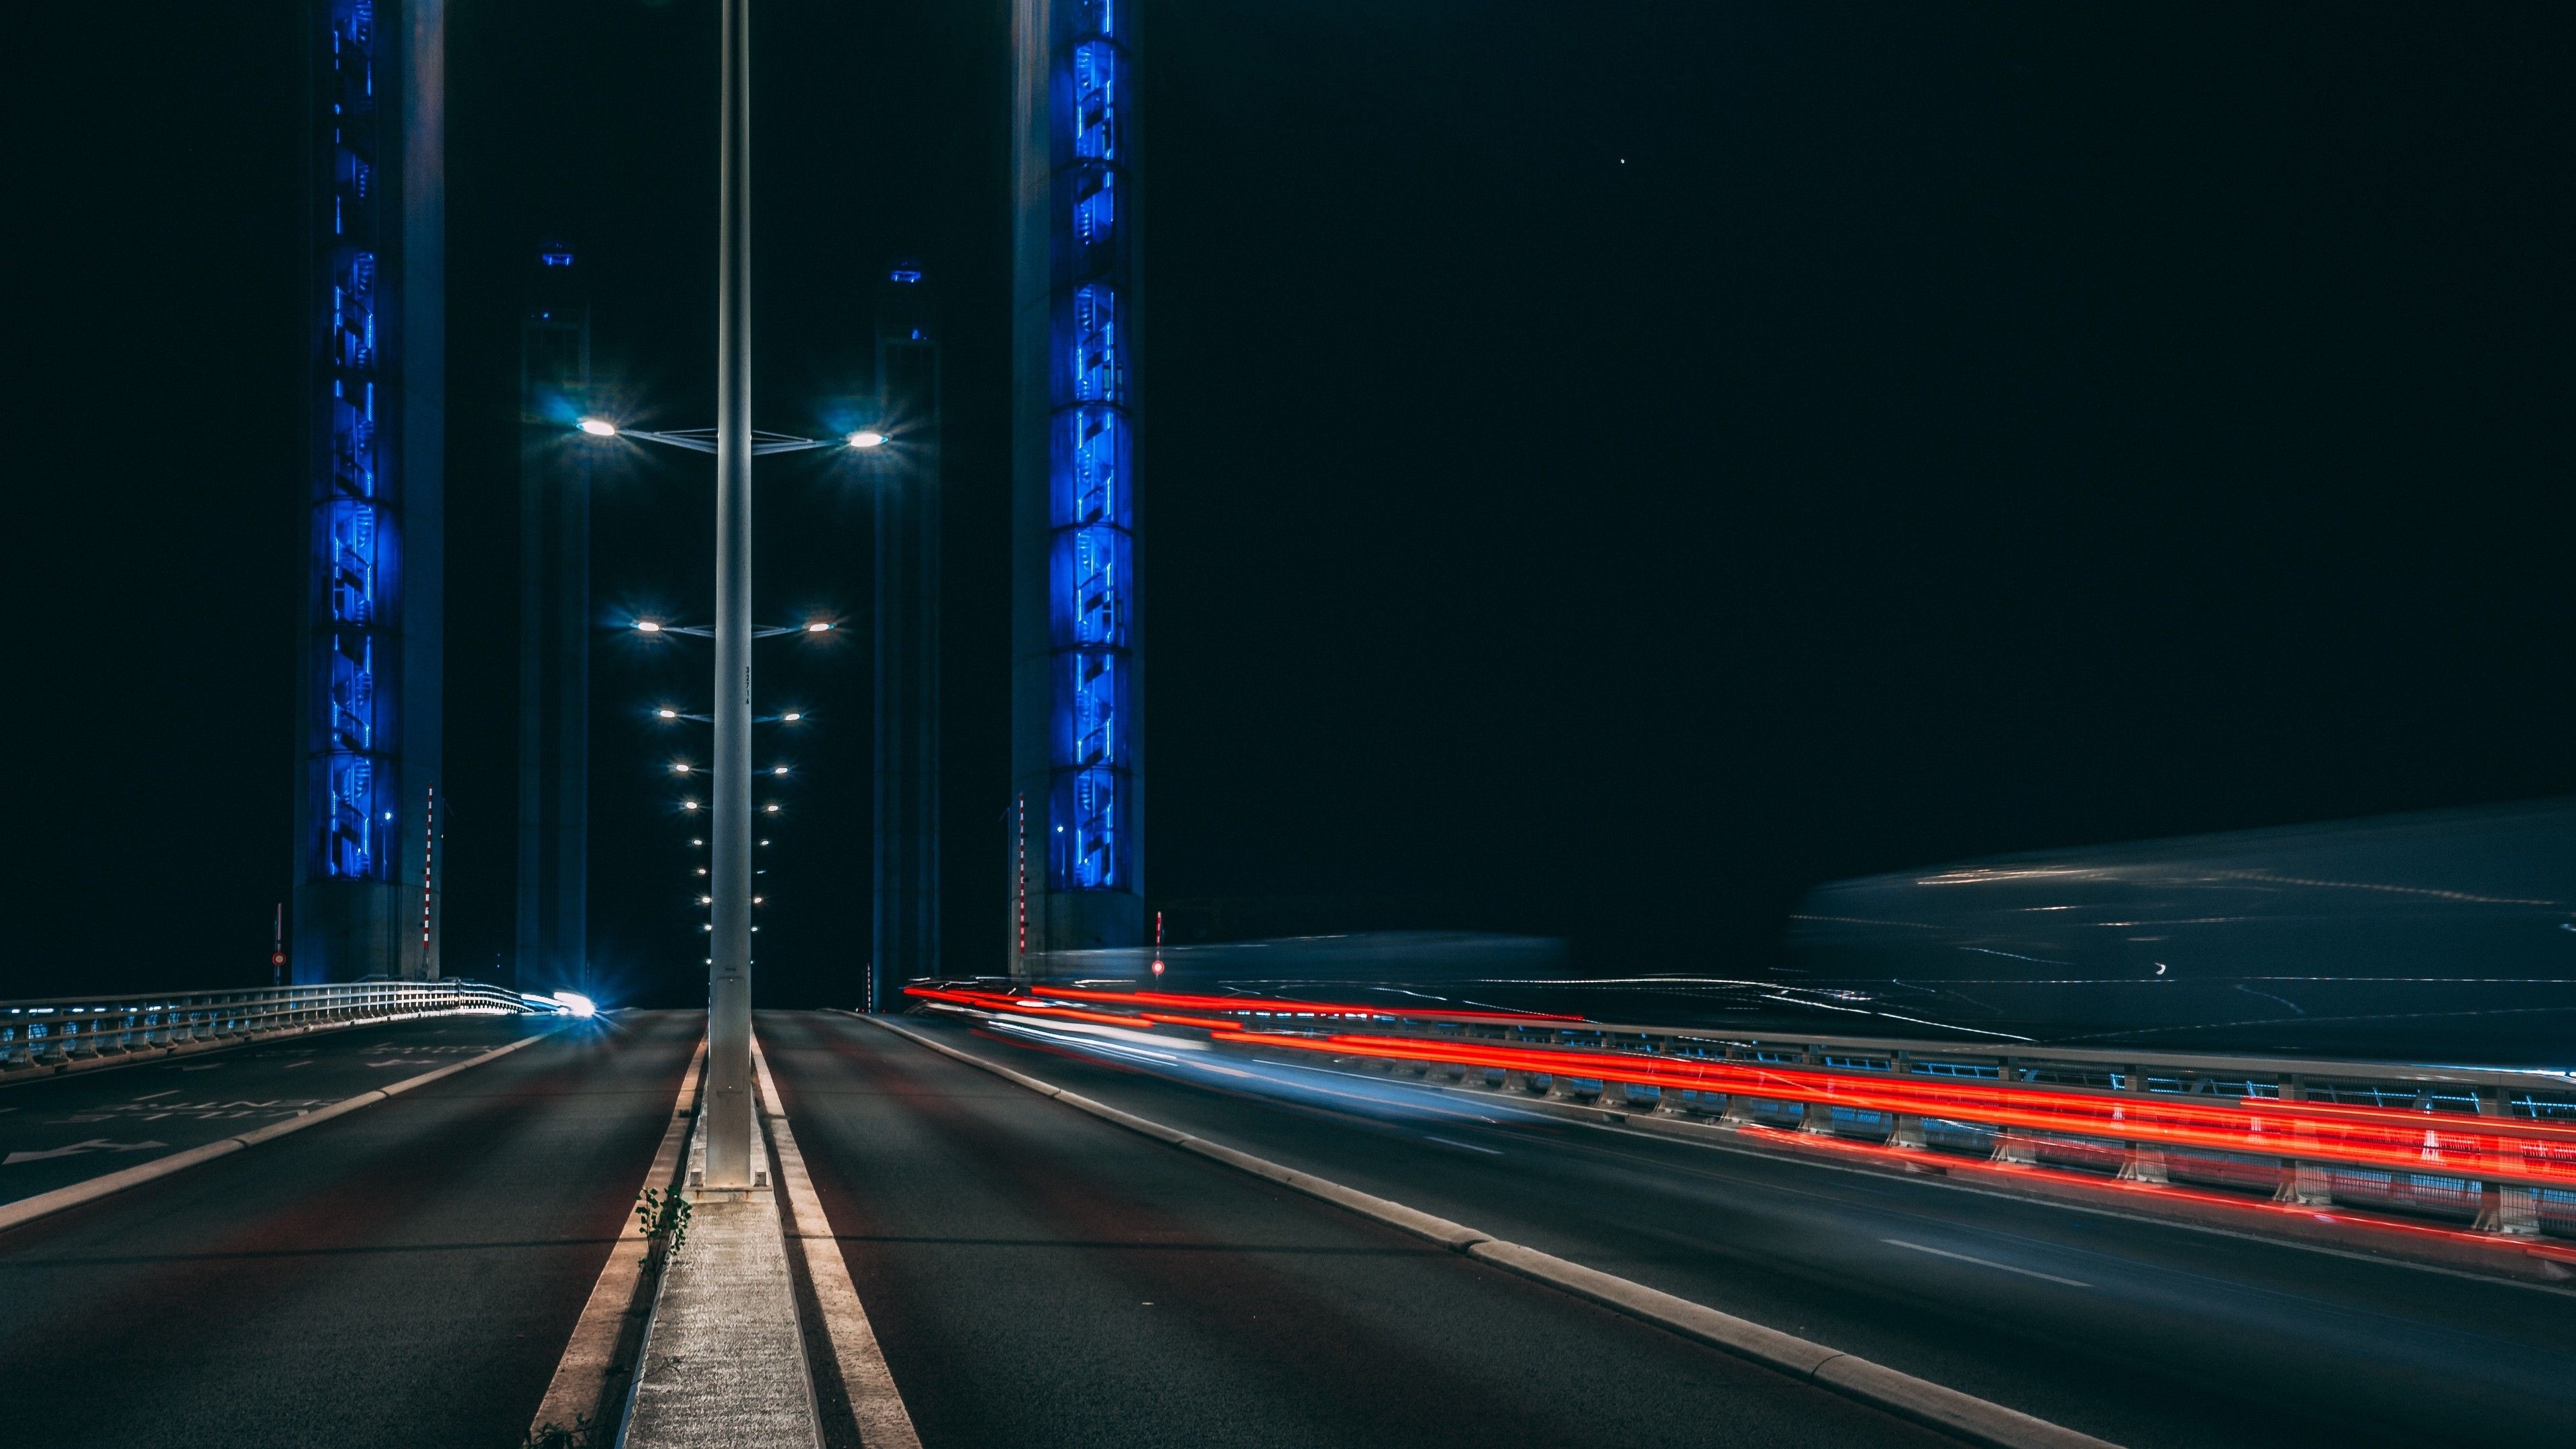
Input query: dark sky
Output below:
<box><xmin>10</xmin><ymin>2</ymin><xmax>2573</xmax><ymax>1005</ymax></box>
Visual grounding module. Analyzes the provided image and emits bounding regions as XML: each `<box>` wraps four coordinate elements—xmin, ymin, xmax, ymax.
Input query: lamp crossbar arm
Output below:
<box><xmin>623</xmin><ymin>426</ymin><xmax>837</xmax><ymax>456</ymax></box>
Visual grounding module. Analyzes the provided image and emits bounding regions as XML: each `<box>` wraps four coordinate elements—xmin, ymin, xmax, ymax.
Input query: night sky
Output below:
<box><xmin>11</xmin><ymin>3</ymin><xmax>2573</xmax><ymax>1006</ymax></box>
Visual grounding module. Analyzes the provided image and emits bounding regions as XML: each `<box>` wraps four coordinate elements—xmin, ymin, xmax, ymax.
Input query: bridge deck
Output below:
<box><xmin>822</xmin><ymin>1010</ymin><xmax>2576</xmax><ymax>1449</ymax></box>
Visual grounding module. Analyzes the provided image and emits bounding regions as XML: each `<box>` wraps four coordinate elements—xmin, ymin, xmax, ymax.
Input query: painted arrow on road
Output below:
<box><xmin>5</xmin><ymin>1138</ymin><xmax>170</xmax><ymax>1166</ymax></box>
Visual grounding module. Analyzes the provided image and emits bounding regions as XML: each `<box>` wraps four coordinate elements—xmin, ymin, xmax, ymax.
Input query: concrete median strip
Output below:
<box><xmin>623</xmin><ymin>1061</ymin><xmax>823</xmax><ymax>1449</ymax></box>
<box><xmin>0</xmin><ymin>1029</ymin><xmax>551</xmax><ymax>1237</ymax></box>
<box><xmin>863</xmin><ymin>1014</ymin><xmax>2120</xmax><ymax>1449</ymax></box>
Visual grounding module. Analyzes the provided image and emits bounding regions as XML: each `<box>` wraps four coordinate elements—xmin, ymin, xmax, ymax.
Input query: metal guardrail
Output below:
<box><xmin>0</xmin><ymin>979</ymin><xmax>552</xmax><ymax>1074</ymax></box>
<box><xmin>910</xmin><ymin>982</ymin><xmax>2576</xmax><ymax>1241</ymax></box>
<box><xmin>1355</xmin><ymin>1017</ymin><xmax>2576</xmax><ymax>1240</ymax></box>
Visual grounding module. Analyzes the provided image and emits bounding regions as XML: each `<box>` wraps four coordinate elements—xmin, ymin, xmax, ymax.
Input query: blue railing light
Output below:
<box><xmin>890</xmin><ymin>268</ymin><xmax>922</xmax><ymax>284</ymax></box>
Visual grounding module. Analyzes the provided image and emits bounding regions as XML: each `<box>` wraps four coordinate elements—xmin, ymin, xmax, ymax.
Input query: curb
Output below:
<box><xmin>0</xmin><ymin>1028</ymin><xmax>553</xmax><ymax>1236</ymax></box>
<box><xmin>859</xmin><ymin>1013</ymin><xmax>2118</xmax><ymax>1449</ymax></box>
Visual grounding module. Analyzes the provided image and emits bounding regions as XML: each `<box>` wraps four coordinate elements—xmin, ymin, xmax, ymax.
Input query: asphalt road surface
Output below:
<box><xmin>0</xmin><ymin>1013</ymin><xmax>553</xmax><ymax>1207</ymax></box>
<box><xmin>807</xmin><ymin>1010</ymin><xmax>2576</xmax><ymax>1449</ymax></box>
<box><xmin>758</xmin><ymin>1009</ymin><xmax>1957</xmax><ymax>1449</ymax></box>
<box><xmin>0</xmin><ymin>1010</ymin><xmax>698</xmax><ymax>1449</ymax></box>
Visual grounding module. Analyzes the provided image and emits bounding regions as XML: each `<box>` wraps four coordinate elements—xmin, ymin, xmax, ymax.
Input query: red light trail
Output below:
<box><xmin>904</xmin><ymin>985</ymin><xmax>2576</xmax><ymax>1191</ymax></box>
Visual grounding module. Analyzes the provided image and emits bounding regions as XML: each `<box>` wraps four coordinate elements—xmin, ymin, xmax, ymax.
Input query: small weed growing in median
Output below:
<box><xmin>636</xmin><ymin>1186</ymin><xmax>692</xmax><ymax>1261</ymax></box>
<box><xmin>522</xmin><ymin>1413</ymin><xmax>599</xmax><ymax>1448</ymax></box>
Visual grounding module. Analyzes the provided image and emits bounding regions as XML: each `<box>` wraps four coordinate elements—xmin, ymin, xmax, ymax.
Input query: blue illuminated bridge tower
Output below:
<box><xmin>292</xmin><ymin>0</ymin><xmax>445</xmax><ymax>983</ymax></box>
<box><xmin>1010</xmin><ymin>0</ymin><xmax>1143</xmax><ymax>971</ymax></box>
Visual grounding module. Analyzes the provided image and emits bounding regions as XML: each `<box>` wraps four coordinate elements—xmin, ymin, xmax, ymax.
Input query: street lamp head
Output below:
<box><xmin>634</xmin><ymin>620</ymin><xmax>664</xmax><ymax>634</ymax></box>
<box><xmin>656</xmin><ymin>708</ymin><xmax>679</xmax><ymax>719</ymax></box>
<box><xmin>672</xmin><ymin>763</ymin><xmax>692</xmax><ymax>774</ymax></box>
<box><xmin>682</xmin><ymin>800</ymin><xmax>700</xmax><ymax>812</ymax></box>
<box><xmin>771</xmin><ymin>766</ymin><xmax>788</xmax><ymax>776</ymax></box>
<box><xmin>847</xmin><ymin>429</ymin><xmax>887</xmax><ymax>449</ymax></box>
<box><xmin>578</xmin><ymin>418</ymin><xmax>619</xmax><ymax>437</ymax></box>
<box><xmin>804</xmin><ymin>621</ymin><xmax>833</xmax><ymax>633</ymax></box>
<box><xmin>780</xmin><ymin>712</ymin><xmax>803</xmax><ymax>722</ymax></box>
<box><xmin>764</xmin><ymin>803</ymin><xmax>781</xmax><ymax>813</ymax></box>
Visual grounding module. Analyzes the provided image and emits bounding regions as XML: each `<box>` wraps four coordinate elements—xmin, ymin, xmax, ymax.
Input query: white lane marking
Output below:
<box><xmin>755</xmin><ymin>1035</ymin><xmax>925</xmax><ymax>1449</ymax></box>
<box><xmin>1884</xmin><ymin>1238</ymin><xmax>2091</xmax><ymax>1288</ymax></box>
<box><xmin>5</xmin><ymin>1138</ymin><xmax>170</xmax><ymax>1166</ymax></box>
<box><xmin>131</xmin><ymin>1090</ymin><xmax>178</xmax><ymax>1102</ymax></box>
<box><xmin>1424</xmin><ymin>1134</ymin><xmax>1503</xmax><ymax>1155</ymax></box>
<box><xmin>173</xmin><ymin>1064</ymin><xmax>223</xmax><ymax>1072</ymax></box>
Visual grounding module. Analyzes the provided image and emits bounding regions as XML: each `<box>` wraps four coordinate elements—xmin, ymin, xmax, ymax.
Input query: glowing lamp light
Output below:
<box><xmin>682</xmin><ymin>800</ymin><xmax>701</xmax><ymax>812</ymax></box>
<box><xmin>772</xmin><ymin>766</ymin><xmax>789</xmax><ymax>776</ymax></box>
<box><xmin>781</xmin><ymin>712</ymin><xmax>803</xmax><ymax>722</ymax></box>
<box><xmin>634</xmin><ymin>620</ymin><xmax>663</xmax><ymax>634</ymax></box>
<box><xmin>847</xmin><ymin>430</ymin><xmax>887</xmax><ymax>449</ymax></box>
<box><xmin>764</xmin><ymin>803</ymin><xmax>781</xmax><ymax>813</ymax></box>
<box><xmin>578</xmin><ymin>419</ymin><xmax>618</xmax><ymax>437</ymax></box>
<box><xmin>656</xmin><ymin>708</ymin><xmax>679</xmax><ymax>719</ymax></box>
<box><xmin>550</xmin><ymin>991</ymin><xmax>598</xmax><ymax>1019</ymax></box>
<box><xmin>804</xmin><ymin>621</ymin><xmax>833</xmax><ymax>633</ymax></box>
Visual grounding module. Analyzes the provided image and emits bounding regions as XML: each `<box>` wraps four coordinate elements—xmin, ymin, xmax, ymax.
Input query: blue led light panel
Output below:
<box><xmin>1044</xmin><ymin>0</ymin><xmax>1138</xmax><ymax>894</ymax></box>
<box><xmin>311</xmin><ymin>0</ymin><xmax>394</xmax><ymax>883</ymax></box>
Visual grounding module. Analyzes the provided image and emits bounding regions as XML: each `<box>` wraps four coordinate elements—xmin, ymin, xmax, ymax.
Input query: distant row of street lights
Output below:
<box><xmin>566</xmin><ymin>280</ymin><xmax>905</xmax><ymax>1186</ymax></box>
<box><xmin>625</xmin><ymin>599</ymin><xmax>835</xmax><ymax>963</ymax></box>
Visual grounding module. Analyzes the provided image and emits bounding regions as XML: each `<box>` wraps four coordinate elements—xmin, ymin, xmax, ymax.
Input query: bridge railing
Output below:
<box><xmin>1358</xmin><ymin>1016</ymin><xmax>2576</xmax><ymax>1239</ymax></box>
<box><xmin>0</xmin><ymin>979</ymin><xmax>551</xmax><ymax>1074</ymax></box>
<box><xmin>908</xmin><ymin>982</ymin><xmax>2576</xmax><ymax>1241</ymax></box>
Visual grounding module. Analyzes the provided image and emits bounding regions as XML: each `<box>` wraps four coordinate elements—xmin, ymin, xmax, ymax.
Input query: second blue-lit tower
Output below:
<box><xmin>1011</xmin><ymin>0</ymin><xmax>1141</xmax><ymax>970</ymax></box>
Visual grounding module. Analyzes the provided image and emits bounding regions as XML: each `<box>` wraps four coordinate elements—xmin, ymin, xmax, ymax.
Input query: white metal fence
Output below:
<box><xmin>0</xmin><ymin>980</ymin><xmax>551</xmax><ymax>1074</ymax></box>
